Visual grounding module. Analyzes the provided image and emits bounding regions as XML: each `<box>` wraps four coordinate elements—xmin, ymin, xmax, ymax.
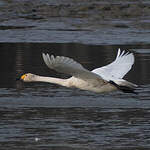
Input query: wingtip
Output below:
<box><xmin>117</xmin><ymin>48</ymin><xmax>121</xmax><ymax>58</ymax></box>
<box><xmin>42</xmin><ymin>52</ymin><xmax>56</xmax><ymax>61</ymax></box>
<box><xmin>42</xmin><ymin>53</ymin><xmax>46</xmax><ymax>61</ymax></box>
<box><xmin>117</xmin><ymin>48</ymin><xmax>133</xmax><ymax>58</ymax></box>
<box><xmin>42</xmin><ymin>53</ymin><xmax>47</xmax><ymax>60</ymax></box>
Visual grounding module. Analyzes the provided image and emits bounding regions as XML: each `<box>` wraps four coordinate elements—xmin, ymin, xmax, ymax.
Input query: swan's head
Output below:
<box><xmin>20</xmin><ymin>73</ymin><xmax>36</xmax><ymax>82</ymax></box>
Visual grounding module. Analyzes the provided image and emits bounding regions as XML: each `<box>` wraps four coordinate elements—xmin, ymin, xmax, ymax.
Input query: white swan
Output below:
<box><xmin>20</xmin><ymin>49</ymin><xmax>138</xmax><ymax>93</ymax></box>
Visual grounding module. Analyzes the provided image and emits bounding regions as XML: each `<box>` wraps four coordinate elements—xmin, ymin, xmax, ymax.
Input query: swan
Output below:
<box><xmin>20</xmin><ymin>48</ymin><xmax>138</xmax><ymax>93</ymax></box>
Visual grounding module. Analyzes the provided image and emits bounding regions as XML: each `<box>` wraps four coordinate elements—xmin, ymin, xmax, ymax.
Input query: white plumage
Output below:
<box><xmin>92</xmin><ymin>48</ymin><xmax>134</xmax><ymax>79</ymax></box>
<box><xmin>20</xmin><ymin>49</ymin><xmax>138</xmax><ymax>93</ymax></box>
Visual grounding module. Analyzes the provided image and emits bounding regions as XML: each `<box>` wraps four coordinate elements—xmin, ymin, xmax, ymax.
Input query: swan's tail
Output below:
<box><xmin>109</xmin><ymin>80</ymin><xmax>138</xmax><ymax>94</ymax></box>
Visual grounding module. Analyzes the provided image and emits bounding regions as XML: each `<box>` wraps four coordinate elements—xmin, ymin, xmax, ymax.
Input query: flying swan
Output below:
<box><xmin>20</xmin><ymin>49</ymin><xmax>138</xmax><ymax>93</ymax></box>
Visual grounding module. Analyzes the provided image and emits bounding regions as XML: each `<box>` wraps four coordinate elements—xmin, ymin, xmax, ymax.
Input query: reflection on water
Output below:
<box><xmin>0</xmin><ymin>43</ymin><xmax>150</xmax><ymax>150</ymax></box>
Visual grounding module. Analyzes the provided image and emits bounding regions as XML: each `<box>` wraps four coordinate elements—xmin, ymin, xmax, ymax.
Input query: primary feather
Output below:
<box><xmin>92</xmin><ymin>49</ymin><xmax>137</xmax><ymax>89</ymax></box>
<box><xmin>92</xmin><ymin>48</ymin><xmax>135</xmax><ymax>79</ymax></box>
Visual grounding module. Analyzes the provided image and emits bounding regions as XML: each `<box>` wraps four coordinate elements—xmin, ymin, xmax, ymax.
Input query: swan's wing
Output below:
<box><xmin>42</xmin><ymin>53</ymin><xmax>106</xmax><ymax>85</ymax></box>
<box><xmin>92</xmin><ymin>49</ymin><xmax>135</xmax><ymax>79</ymax></box>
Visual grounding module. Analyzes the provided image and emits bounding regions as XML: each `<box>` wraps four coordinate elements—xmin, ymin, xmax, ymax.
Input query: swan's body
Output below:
<box><xmin>21</xmin><ymin>49</ymin><xmax>138</xmax><ymax>93</ymax></box>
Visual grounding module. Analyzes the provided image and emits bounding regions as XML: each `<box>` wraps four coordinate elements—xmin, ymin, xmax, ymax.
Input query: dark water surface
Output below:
<box><xmin>0</xmin><ymin>43</ymin><xmax>150</xmax><ymax>150</ymax></box>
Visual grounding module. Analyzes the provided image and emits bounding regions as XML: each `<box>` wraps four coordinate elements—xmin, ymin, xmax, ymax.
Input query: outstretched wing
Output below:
<box><xmin>92</xmin><ymin>49</ymin><xmax>135</xmax><ymax>79</ymax></box>
<box><xmin>42</xmin><ymin>53</ymin><xmax>106</xmax><ymax>85</ymax></box>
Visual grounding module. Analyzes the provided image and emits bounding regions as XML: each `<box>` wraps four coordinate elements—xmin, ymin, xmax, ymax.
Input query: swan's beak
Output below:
<box><xmin>16</xmin><ymin>74</ymin><xmax>27</xmax><ymax>81</ymax></box>
<box><xmin>16</xmin><ymin>74</ymin><xmax>26</xmax><ymax>81</ymax></box>
<box><xmin>20</xmin><ymin>74</ymin><xmax>26</xmax><ymax>80</ymax></box>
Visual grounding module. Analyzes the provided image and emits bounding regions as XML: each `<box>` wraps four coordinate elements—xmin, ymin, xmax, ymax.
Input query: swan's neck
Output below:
<box><xmin>34</xmin><ymin>75</ymin><xmax>70</xmax><ymax>87</ymax></box>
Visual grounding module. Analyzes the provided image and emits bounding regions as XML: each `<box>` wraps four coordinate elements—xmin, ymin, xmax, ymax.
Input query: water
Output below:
<box><xmin>0</xmin><ymin>43</ymin><xmax>150</xmax><ymax>150</ymax></box>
